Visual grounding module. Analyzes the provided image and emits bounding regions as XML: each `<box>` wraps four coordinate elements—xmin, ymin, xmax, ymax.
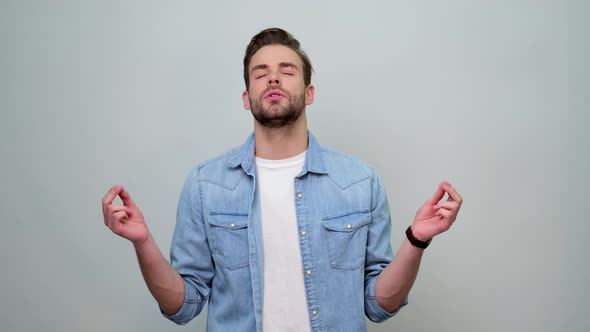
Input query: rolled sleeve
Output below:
<box><xmin>160</xmin><ymin>279</ymin><xmax>205</xmax><ymax>324</ymax></box>
<box><xmin>364</xmin><ymin>276</ymin><xmax>408</xmax><ymax>322</ymax></box>
<box><xmin>162</xmin><ymin>165</ymin><xmax>214</xmax><ymax>325</ymax></box>
<box><xmin>364</xmin><ymin>169</ymin><xmax>408</xmax><ymax>322</ymax></box>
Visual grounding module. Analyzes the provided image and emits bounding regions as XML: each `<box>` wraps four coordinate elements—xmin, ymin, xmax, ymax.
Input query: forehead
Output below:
<box><xmin>249</xmin><ymin>45</ymin><xmax>303</xmax><ymax>70</ymax></box>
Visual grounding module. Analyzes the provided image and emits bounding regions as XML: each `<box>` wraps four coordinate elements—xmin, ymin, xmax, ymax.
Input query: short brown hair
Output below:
<box><xmin>243</xmin><ymin>27</ymin><xmax>313</xmax><ymax>90</ymax></box>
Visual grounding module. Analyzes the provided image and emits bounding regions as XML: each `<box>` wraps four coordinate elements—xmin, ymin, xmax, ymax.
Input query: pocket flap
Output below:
<box><xmin>322</xmin><ymin>211</ymin><xmax>371</xmax><ymax>232</ymax></box>
<box><xmin>208</xmin><ymin>212</ymin><xmax>249</xmax><ymax>230</ymax></box>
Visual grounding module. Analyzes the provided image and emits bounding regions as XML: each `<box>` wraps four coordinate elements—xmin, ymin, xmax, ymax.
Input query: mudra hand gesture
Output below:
<box><xmin>411</xmin><ymin>181</ymin><xmax>463</xmax><ymax>242</ymax></box>
<box><xmin>102</xmin><ymin>185</ymin><xmax>149</xmax><ymax>245</ymax></box>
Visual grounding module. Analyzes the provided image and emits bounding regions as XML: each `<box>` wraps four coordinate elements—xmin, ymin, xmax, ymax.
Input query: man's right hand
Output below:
<box><xmin>102</xmin><ymin>185</ymin><xmax>149</xmax><ymax>245</ymax></box>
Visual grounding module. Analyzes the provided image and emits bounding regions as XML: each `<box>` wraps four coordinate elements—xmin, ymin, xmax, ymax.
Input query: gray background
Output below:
<box><xmin>1</xmin><ymin>0</ymin><xmax>588</xmax><ymax>331</ymax></box>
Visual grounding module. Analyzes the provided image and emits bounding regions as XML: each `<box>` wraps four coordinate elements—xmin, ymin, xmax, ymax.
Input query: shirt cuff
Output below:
<box><xmin>160</xmin><ymin>280</ymin><xmax>203</xmax><ymax>325</ymax></box>
<box><xmin>364</xmin><ymin>276</ymin><xmax>408</xmax><ymax>323</ymax></box>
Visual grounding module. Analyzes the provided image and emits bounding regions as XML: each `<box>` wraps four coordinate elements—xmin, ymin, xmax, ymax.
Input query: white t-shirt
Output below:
<box><xmin>255</xmin><ymin>150</ymin><xmax>311</xmax><ymax>332</ymax></box>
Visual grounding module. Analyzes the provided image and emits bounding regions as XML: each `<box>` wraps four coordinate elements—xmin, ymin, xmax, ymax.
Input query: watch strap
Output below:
<box><xmin>405</xmin><ymin>226</ymin><xmax>431</xmax><ymax>249</ymax></box>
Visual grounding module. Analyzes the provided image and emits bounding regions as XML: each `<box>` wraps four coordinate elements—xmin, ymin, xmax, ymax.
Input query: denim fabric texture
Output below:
<box><xmin>162</xmin><ymin>131</ymin><xmax>407</xmax><ymax>331</ymax></box>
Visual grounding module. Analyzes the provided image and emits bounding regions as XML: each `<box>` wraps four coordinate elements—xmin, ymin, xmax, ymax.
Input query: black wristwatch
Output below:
<box><xmin>405</xmin><ymin>226</ymin><xmax>432</xmax><ymax>249</ymax></box>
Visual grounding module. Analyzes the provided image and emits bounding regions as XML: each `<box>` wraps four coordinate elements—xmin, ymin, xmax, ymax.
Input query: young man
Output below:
<box><xmin>102</xmin><ymin>28</ymin><xmax>463</xmax><ymax>331</ymax></box>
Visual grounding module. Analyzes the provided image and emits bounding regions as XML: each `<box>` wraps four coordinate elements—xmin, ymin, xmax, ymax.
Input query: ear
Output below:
<box><xmin>242</xmin><ymin>90</ymin><xmax>251</xmax><ymax>110</ymax></box>
<box><xmin>305</xmin><ymin>84</ymin><xmax>315</xmax><ymax>105</ymax></box>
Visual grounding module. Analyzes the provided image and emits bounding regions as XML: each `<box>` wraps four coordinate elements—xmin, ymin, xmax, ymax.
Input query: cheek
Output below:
<box><xmin>249</xmin><ymin>85</ymin><xmax>265</xmax><ymax>99</ymax></box>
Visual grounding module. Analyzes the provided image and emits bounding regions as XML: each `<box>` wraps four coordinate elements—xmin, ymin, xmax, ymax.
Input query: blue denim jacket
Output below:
<box><xmin>163</xmin><ymin>131</ymin><xmax>407</xmax><ymax>331</ymax></box>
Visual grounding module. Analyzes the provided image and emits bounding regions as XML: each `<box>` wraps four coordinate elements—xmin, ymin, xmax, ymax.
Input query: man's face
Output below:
<box><xmin>242</xmin><ymin>45</ymin><xmax>314</xmax><ymax>128</ymax></box>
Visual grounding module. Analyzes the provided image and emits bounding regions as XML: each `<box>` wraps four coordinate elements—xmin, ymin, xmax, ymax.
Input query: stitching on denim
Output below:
<box><xmin>209</xmin><ymin>211</ymin><xmax>249</xmax><ymax>216</ymax></box>
<box><xmin>201</xmin><ymin>177</ymin><xmax>241</xmax><ymax>191</ymax></box>
<box><xmin>321</xmin><ymin>209</ymin><xmax>371</xmax><ymax>221</ymax></box>
<box><xmin>326</xmin><ymin>172</ymin><xmax>370</xmax><ymax>190</ymax></box>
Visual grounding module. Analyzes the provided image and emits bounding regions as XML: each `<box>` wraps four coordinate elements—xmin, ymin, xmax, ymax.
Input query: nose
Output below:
<box><xmin>268</xmin><ymin>72</ymin><xmax>280</xmax><ymax>86</ymax></box>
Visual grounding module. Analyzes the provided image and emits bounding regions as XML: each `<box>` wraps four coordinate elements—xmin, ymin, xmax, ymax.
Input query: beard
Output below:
<box><xmin>249</xmin><ymin>88</ymin><xmax>306</xmax><ymax>128</ymax></box>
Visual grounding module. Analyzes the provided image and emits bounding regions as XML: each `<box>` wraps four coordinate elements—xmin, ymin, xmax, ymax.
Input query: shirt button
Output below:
<box><xmin>306</xmin><ymin>270</ymin><xmax>312</xmax><ymax>276</ymax></box>
<box><xmin>301</xmin><ymin>230</ymin><xmax>307</xmax><ymax>236</ymax></box>
<box><xmin>230</xmin><ymin>223</ymin><xmax>235</xmax><ymax>228</ymax></box>
<box><xmin>297</xmin><ymin>193</ymin><xmax>303</xmax><ymax>199</ymax></box>
<box><xmin>312</xmin><ymin>310</ymin><xmax>317</xmax><ymax>316</ymax></box>
<box><xmin>346</xmin><ymin>224</ymin><xmax>352</xmax><ymax>229</ymax></box>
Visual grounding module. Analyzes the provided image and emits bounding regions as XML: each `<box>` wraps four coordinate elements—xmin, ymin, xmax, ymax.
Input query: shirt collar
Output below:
<box><xmin>227</xmin><ymin>130</ymin><xmax>328</xmax><ymax>175</ymax></box>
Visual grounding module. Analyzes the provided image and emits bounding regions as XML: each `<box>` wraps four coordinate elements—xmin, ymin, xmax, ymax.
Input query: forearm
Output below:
<box><xmin>374</xmin><ymin>239</ymin><xmax>424</xmax><ymax>313</ymax></box>
<box><xmin>133</xmin><ymin>233</ymin><xmax>185</xmax><ymax>316</ymax></box>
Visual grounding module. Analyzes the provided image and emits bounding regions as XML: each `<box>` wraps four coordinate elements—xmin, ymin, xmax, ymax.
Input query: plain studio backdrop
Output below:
<box><xmin>1</xmin><ymin>1</ymin><xmax>588</xmax><ymax>331</ymax></box>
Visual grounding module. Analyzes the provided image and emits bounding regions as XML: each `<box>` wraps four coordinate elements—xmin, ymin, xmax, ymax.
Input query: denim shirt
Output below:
<box><xmin>163</xmin><ymin>131</ymin><xmax>407</xmax><ymax>331</ymax></box>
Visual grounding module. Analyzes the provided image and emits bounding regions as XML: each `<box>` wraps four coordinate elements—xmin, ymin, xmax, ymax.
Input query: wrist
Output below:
<box><xmin>133</xmin><ymin>232</ymin><xmax>153</xmax><ymax>251</ymax></box>
<box><xmin>405</xmin><ymin>226</ymin><xmax>432</xmax><ymax>249</ymax></box>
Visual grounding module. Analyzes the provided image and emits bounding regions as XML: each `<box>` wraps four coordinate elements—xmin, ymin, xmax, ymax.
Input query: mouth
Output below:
<box><xmin>265</xmin><ymin>90</ymin><xmax>286</xmax><ymax>101</ymax></box>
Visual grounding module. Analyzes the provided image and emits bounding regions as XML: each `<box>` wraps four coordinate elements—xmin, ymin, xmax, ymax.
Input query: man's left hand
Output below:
<box><xmin>410</xmin><ymin>181</ymin><xmax>463</xmax><ymax>242</ymax></box>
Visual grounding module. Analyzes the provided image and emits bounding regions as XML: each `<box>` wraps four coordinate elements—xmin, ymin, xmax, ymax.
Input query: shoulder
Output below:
<box><xmin>197</xmin><ymin>146</ymin><xmax>241</xmax><ymax>172</ymax></box>
<box><xmin>185</xmin><ymin>145</ymin><xmax>244</xmax><ymax>190</ymax></box>
<box><xmin>319</xmin><ymin>145</ymin><xmax>376</xmax><ymax>189</ymax></box>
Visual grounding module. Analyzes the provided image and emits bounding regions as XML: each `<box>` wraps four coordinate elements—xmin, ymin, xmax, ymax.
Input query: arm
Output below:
<box><xmin>133</xmin><ymin>233</ymin><xmax>186</xmax><ymax>315</ymax></box>
<box><xmin>102</xmin><ymin>186</ymin><xmax>185</xmax><ymax>316</ymax></box>
<box><xmin>374</xmin><ymin>181</ymin><xmax>463</xmax><ymax>313</ymax></box>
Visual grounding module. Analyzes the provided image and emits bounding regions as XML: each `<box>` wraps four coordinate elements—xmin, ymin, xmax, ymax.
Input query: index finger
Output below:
<box><xmin>442</xmin><ymin>181</ymin><xmax>463</xmax><ymax>205</ymax></box>
<box><xmin>102</xmin><ymin>185</ymin><xmax>123</xmax><ymax>206</ymax></box>
<box><xmin>102</xmin><ymin>185</ymin><xmax>123</xmax><ymax>212</ymax></box>
<box><xmin>427</xmin><ymin>183</ymin><xmax>445</xmax><ymax>205</ymax></box>
<box><xmin>119</xmin><ymin>188</ymin><xmax>136</xmax><ymax>208</ymax></box>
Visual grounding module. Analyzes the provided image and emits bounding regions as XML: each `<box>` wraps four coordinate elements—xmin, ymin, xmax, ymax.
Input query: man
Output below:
<box><xmin>102</xmin><ymin>28</ymin><xmax>463</xmax><ymax>331</ymax></box>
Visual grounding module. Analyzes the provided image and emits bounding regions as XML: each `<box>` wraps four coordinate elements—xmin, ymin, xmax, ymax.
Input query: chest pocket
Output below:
<box><xmin>208</xmin><ymin>212</ymin><xmax>250</xmax><ymax>270</ymax></box>
<box><xmin>322</xmin><ymin>211</ymin><xmax>371</xmax><ymax>270</ymax></box>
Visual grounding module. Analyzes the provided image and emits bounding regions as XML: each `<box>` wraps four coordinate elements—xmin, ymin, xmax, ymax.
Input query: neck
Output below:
<box><xmin>253</xmin><ymin>111</ymin><xmax>308</xmax><ymax>160</ymax></box>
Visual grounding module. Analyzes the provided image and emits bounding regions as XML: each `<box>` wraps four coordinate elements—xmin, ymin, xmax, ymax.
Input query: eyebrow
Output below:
<box><xmin>250</xmin><ymin>62</ymin><xmax>299</xmax><ymax>74</ymax></box>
